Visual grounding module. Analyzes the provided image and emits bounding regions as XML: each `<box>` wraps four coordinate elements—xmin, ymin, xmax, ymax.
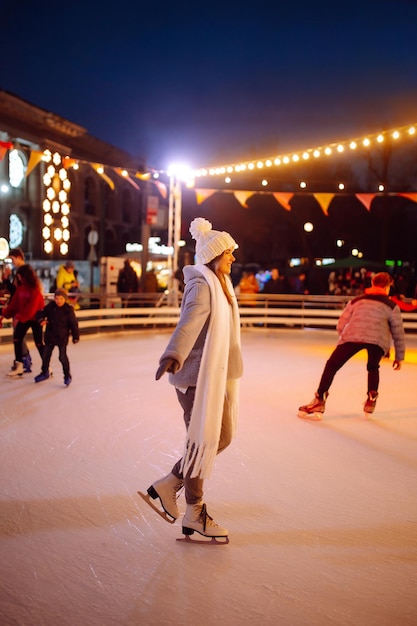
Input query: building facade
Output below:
<box><xmin>0</xmin><ymin>90</ymin><xmax>167</xmax><ymax>266</ymax></box>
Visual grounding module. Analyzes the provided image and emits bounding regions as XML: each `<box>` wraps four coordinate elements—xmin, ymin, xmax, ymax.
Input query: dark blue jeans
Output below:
<box><xmin>317</xmin><ymin>342</ymin><xmax>385</xmax><ymax>397</ymax></box>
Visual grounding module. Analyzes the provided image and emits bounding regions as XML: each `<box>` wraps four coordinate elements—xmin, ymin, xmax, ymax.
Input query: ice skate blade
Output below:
<box><xmin>137</xmin><ymin>491</ymin><xmax>176</xmax><ymax>524</ymax></box>
<box><xmin>297</xmin><ymin>410</ymin><xmax>323</xmax><ymax>421</ymax></box>
<box><xmin>176</xmin><ymin>534</ymin><xmax>229</xmax><ymax>545</ymax></box>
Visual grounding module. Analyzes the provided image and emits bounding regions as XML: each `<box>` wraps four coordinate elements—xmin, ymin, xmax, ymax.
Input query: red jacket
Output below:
<box><xmin>2</xmin><ymin>285</ymin><xmax>45</xmax><ymax>323</ymax></box>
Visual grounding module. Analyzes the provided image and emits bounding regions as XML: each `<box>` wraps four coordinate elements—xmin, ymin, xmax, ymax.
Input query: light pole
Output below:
<box><xmin>167</xmin><ymin>170</ymin><xmax>183</xmax><ymax>306</ymax></box>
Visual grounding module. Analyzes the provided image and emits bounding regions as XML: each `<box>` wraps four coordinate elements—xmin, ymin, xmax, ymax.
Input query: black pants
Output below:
<box><xmin>42</xmin><ymin>343</ymin><xmax>70</xmax><ymax>377</ymax></box>
<box><xmin>317</xmin><ymin>342</ymin><xmax>385</xmax><ymax>396</ymax></box>
<box><xmin>14</xmin><ymin>321</ymin><xmax>43</xmax><ymax>362</ymax></box>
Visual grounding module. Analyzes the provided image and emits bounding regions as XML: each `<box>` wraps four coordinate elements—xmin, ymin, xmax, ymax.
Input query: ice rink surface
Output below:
<box><xmin>1</xmin><ymin>327</ymin><xmax>417</xmax><ymax>626</ymax></box>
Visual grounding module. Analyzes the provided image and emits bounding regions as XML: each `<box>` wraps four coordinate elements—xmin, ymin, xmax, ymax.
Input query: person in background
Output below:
<box><xmin>1</xmin><ymin>248</ymin><xmax>33</xmax><ymax>372</ymax></box>
<box><xmin>35</xmin><ymin>288</ymin><xmax>80</xmax><ymax>386</ymax></box>
<box><xmin>262</xmin><ymin>267</ymin><xmax>287</xmax><ymax>294</ymax></box>
<box><xmin>117</xmin><ymin>259</ymin><xmax>139</xmax><ymax>307</ymax></box>
<box><xmin>56</xmin><ymin>260</ymin><xmax>81</xmax><ymax>309</ymax></box>
<box><xmin>297</xmin><ymin>272</ymin><xmax>405</xmax><ymax>419</ymax></box>
<box><xmin>238</xmin><ymin>269</ymin><xmax>259</xmax><ymax>306</ymax></box>
<box><xmin>0</xmin><ymin>264</ymin><xmax>45</xmax><ymax>377</ymax></box>
<box><xmin>140</xmin><ymin>217</ymin><xmax>243</xmax><ymax>543</ymax></box>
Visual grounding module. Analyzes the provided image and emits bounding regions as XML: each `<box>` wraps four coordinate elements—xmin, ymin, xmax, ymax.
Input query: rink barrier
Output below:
<box><xmin>1</xmin><ymin>294</ymin><xmax>417</xmax><ymax>340</ymax></box>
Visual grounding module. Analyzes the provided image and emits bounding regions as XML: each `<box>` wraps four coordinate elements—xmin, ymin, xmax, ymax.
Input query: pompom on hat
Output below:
<box><xmin>189</xmin><ymin>217</ymin><xmax>237</xmax><ymax>265</ymax></box>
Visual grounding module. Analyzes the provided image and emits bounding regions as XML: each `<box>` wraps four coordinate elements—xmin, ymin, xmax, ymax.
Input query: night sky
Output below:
<box><xmin>2</xmin><ymin>0</ymin><xmax>417</xmax><ymax>171</ymax></box>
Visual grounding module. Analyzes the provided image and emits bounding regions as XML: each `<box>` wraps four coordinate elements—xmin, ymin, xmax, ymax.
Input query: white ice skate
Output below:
<box><xmin>297</xmin><ymin>392</ymin><xmax>328</xmax><ymax>420</ymax></box>
<box><xmin>177</xmin><ymin>502</ymin><xmax>229</xmax><ymax>545</ymax></box>
<box><xmin>7</xmin><ymin>361</ymin><xmax>24</xmax><ymax>378</ymax></box>
<box><xmin>138</xmin><ymin>472</ymin><xmax>184</xmax><ymax>524</ymax></box>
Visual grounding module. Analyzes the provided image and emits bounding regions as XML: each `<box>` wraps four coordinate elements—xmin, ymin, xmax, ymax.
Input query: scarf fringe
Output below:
<box><xmin>181</xmin><ymin>440</ymin><xmax>219</xmax><ymax>480</ymax></box>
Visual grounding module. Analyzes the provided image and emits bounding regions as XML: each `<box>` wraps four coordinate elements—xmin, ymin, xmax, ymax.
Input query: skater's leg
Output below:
<box><xmin>41</xmin><ymin>344</ymin><xmax>54</xmax><ymax>372</ymax></box>
<box><xmin>174</xmin><ymin>387</ymin><xmax>204</xmax><ymax>504</ymax></box>
<box><xmin>58</xmin><ymin>344</ymin><xmax>70</xmax><ymax>378</ymax></box>
<box><xmin>317</xmin><ymin>342</ymin><xmax>362</xmax><ymax>396</ymax></box>
<box><xmin>174</xmin><ymin>386</ymin><xmax>233</xmax><ymax>502</ymax></box>
<box><xmin>30</xmin><ymin>321</ymin><xmax>44</xmax><ymax>360</ymax></box>
<box><xmin>365</xmin><ymin>344</ymin><xmax>385</xmax><ymax>393</ymax></box>
<box><xmin>217</xmin><ymin>382</ymin><xmax>233</xmax><ymax>454</ymax></box>
<box><xmin>13</xmin><ymin>321</ymin><xmax>31</xmax><ymax>363</ymax></box>
<box><xmin>22</xmin><ymin>336</ymin><xmax>29</xmax><ymax>358</ymax></box>
<box><xmin>34</xmin><ymin>344</ymin><xmax>53</xmax><ymax>382</ymax></box>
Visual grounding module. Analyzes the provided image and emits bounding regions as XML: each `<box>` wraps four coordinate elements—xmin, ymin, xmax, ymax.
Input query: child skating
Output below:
<box><xmin>298</xmin><ymin>272</ymin><xmax>405</xmax><ymax>419</ymax></box>
<box><xmin>35</xmin><ymin>289</ymin><xmax>80</xmax><ymax>386</ymax></box>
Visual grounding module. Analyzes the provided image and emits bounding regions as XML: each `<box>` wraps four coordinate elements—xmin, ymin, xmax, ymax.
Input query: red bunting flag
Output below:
<box><xmin>0</xmin><ymin>140</ymin><xmax>13</xmax><ymax>161</ymax></box>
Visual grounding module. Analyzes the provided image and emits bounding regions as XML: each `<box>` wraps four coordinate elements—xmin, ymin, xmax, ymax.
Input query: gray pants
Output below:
<box><xmin>172</xmin><ymin>386</ymin><xmax>233</xmax><ymax>504</ymax></box>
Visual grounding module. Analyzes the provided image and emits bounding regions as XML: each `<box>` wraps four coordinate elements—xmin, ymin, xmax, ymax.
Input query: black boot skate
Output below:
<box><xmin>297</xmin><ymin>392</ymin><xmax>328</xmax><ymax>420</ymax></box>
<box><xmin>34</xmin><ymin>370</ymin><xmax>51</xmax><ymax>383</ymax></box>
<box><xmin>22</xmin><ymin>352</ymin><xmax>32</xmax><ymax>373</ymax></box>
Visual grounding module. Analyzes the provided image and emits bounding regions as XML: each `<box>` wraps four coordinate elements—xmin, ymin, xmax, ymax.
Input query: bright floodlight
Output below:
<box><xmin>167</xmin><ymin>163</ymin><xmax>192</xmax><ymax>181</ymax></box>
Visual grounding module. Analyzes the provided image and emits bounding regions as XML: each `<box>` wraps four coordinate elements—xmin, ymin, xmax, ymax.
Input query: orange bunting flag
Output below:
<box><xmin>398</xmin><ymin>193</ymin><xmax>417</xmax><ymax>204</ymax></box>
<box><xmin>134</xmin><ymin>171</ymin><xmax>151</xmax><ymax>181</ymax></box>
<box><xmin>114</xmin><ymin>168</ymin><xmax>140</xmax><ymax>190</ymax></box>
<box><xmin>63</xmin><ymin>157</ymin><xmax>78</xmax><ymax>170</ymax></box>
<box><xmin>272</xmin><ymin>192</ymin><xmax>294</xmax><ymax>211</ymax></box>
<box><xmin>355</xmin><ymin>193</ymin><xmax>375</xmax><ymax>211</ymax></box>
<box><xmin>233</xmin><ymin>191</ymin><xmax>253</xmax><ymax>208</ymax></box>
<box><xmin>25</xmin><ymin>150</ymin><xmax>44</xmax><ymax>177</ymax></box>
<box><xmin>313</xmin><ymin>193</ymin><xmax>335</xmax><ymax>216</ymax></box>
<box><xmin>195</xmin><ymin>189</ymin><xmax>217</xmax><ymax>204</ymax></box>
<box><xmin>91</xmin><ymin>164</ymin><xmax>115</xmax><ymax>190</ymax></box>
<box><xmin>151</xmin><ymin>180</ymin><xmax>168</xmax><ymax>199</ymax></box>
<box><xmin>0</xmin><ymin>140</ymin><xmax>13</xmax><ymax>160</ymax></box>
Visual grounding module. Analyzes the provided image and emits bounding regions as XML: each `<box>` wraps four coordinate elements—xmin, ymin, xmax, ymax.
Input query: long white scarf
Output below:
<box><xmin>181</xmin><ymin>264</ymin><xmax>241</xmax><ymax>479</ymax></box>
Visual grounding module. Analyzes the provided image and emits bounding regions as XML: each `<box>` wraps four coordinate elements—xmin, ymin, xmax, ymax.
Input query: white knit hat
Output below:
<box><xmin>189</xmin><ymin>217</ymin><xmax>238</xmax><ymax>265</ymax></box>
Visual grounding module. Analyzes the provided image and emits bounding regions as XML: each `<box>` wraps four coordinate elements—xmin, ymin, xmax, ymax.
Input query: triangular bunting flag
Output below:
<box><xmin>151</xmin><ymin>180</ymin><xmax>168</xmax><ymax>199</ymax></box>
<box><xmin>313</xmin><ymin>193</ymin><xmax>335</xmax><ymax>216</ymax></box>
<box><xmin>134</xmin><ymin>171</ymin><xmax>151</xmax><ymax>181</ymax></box>
<box><xmin>233</xmin><ymin>191</ymin><xmax>253</xmax><ymax>208</ymax></box>
<box><xmin>398</xmin><ymin>193</ymin><xmax>417</xmax><ymax>204</ymax></box>
<box><xmin>114</xmin><ymin>168</ymin><xmax>140</xmax><ymax>190</ymax></box>
<box><xmin>272</xmin><ymin>192</ymin><xmax>294</xmax><ymax>211</ymax></box>
<box><xmin>355</xmin><ymin>193</ymin><xmax>375</xmax><ymax>211</ymax></box>
<box><xmin>0</xmin><ymin>140</ymin><xmax>13</xmax><ymax>161</ymax></box>
<box><xmin>62</xmin><ymin>157</ymin><xmax>78</xmax><ymax>170</ymax></box>
<box><xmin>25</xmin><ymin>150</ymin><xmax>44</xmax><ymax>177</ymax></box>
<box><xmin>195</xmin><ymin>189</ymin><xmax>217</xmax><ymax>204</ymax></box>
<box><xmin>91</xmin><ymin>164</ymin><xmax>115</xmax><ymax>190</ymax></box>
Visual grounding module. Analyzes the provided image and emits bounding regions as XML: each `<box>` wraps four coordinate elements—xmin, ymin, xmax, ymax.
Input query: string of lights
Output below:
<box><xmin>190</xmin><ymin>122</ymin><xmax>417</xmax><ymax>185</ymax></box>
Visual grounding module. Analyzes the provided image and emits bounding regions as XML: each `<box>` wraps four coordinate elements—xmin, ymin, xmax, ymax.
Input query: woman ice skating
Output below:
<box><xmin>297</xmin><ymin>272</ymin><xmax>405</xmax><ymax>419</ymax></box>
<box><xmin>139</xmin><ymin>217</ymin><xmax>243</xmax><ymax>543</ymax></box>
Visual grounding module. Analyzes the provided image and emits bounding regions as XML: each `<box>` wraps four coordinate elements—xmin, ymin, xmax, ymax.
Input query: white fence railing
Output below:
<box><xmin>1</xmin><ymin>294</ymin><xmax>417</xmax><ymax>340</ymax></box>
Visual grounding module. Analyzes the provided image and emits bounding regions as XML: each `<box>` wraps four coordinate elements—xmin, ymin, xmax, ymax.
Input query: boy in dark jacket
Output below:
<box><xmin>35</xmin><ymin>289</ymin><xmax>80</xmax><ymax>386</ymax></box>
